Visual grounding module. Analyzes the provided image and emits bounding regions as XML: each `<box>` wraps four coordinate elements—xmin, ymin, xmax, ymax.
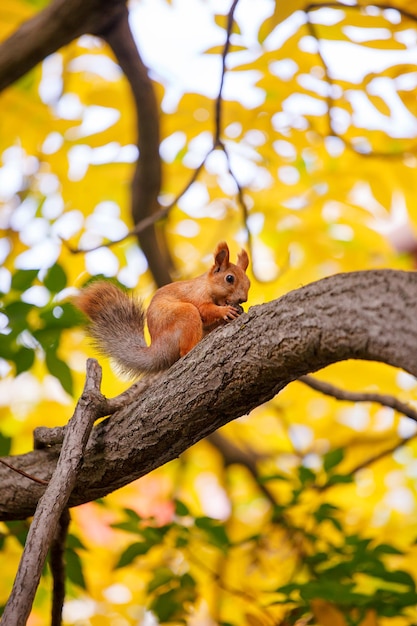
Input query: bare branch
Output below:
<box><xmin>300</xmin><ymin>375</ymin><xmax>417</xmax><ymax>422</ymax></box>
<box><xmin>300</xmin><ymin>375</ymin><xmax>417</xmax><ymax>490</ymax></box>
<box><xmin>208</xmin><ymin>432</ymin><xmax>275</xmax><ymax>505</ymax></box>
<box><xmin>50</xmin><ymin>509</ymin><xmax>71</xmax><ymax>626</ymax></box>
<box><xmin>65</xmin><ymin>155</ymin><xmax>210</xmax><ymax>255</ymax></box>
<box><xmin>100</xmin><ymin>7</ymin><xmax>172</xmax><ymax>287</ymax></box>
<box><xmin>212</xmin><ymin>0</ymin><xmax>258</xmax><ymax>275</ymax></box>
<box><xmin>0</xmin><ymin>0</ymin><xmax>126</xmax><ymax>93</ymax></box>
<box><xmin>1</xmin><ymin>359</ymin><xmax>103</xmax><ymax>625</ymax></box>
<box><xmin>304</xmin><ymin>2</ymin><xmax>417</xmax><ymax>157</ymax></box>
<box><xmin>0</xmin><ymin>458</ymin><xmax>48</xmax><ymax>486</ymax></box>
<box><xmin>214</xmin><ymin>0</ymin><xmax>240</xmax><ymax>144</ymax></box>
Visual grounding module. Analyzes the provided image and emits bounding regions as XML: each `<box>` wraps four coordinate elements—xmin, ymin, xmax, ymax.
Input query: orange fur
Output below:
<box><xmin>75</xmin><ymin>242</ymin><xmax>250</xmax><ymax>376</ymax></box>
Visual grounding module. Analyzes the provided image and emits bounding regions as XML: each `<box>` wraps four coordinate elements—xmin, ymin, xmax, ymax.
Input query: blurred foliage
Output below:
<box><xmin>2</xmin><ymin>0</ymin><xmax>417</xmax><ymax>624</ymax></box>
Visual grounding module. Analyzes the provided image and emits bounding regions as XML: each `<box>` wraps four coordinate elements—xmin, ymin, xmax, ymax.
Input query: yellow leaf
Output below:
<box><xmin>258</xmin><ymin>1</ymin><xmax>307</xmax><ymax>43</ymax></box>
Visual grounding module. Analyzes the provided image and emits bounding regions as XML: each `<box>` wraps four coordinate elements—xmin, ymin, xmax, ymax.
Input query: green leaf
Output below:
<box><xmin>0</xmin><ymin>335</ymin><xmax>14</xmax><ymax>360</ymax></box>
<box><xmin>373</xmin><ymin>543</ymin><xmax>404</xmax><ymax>556</ymax></box>
<box><xmin>65</xmin><ymin>548</ymin><xmax>86</xmax><ymax>589</ymax></box>
<box><xmin>298</xmin><ymin>466</ymin><xmax>316</xmax><ymax>486</ymax></box>
<box><xmin>115</xmin><ymin>541</ymin><xmax>152</xmax><ymax>568</ymax></box>
<box><xmin>319</xmin><ymin>561</ymin><xmax>357</xmax><ymax>579</ymax></box>
<box><xmin>11</xmin><ymin>269</ymin><xmax>38</xmax><ymax>292</ymax></box>
<box><xmin>174</xmin><ymin>499</ymin><xmax>190</xmax><ymax>516</ymax></box>
<box><xmin>314</xmin><ymin>502</ymin><xmax>339</xmax><ymax>519</ymax></box>
<box><xmin>5</xmin><ymin>301</ymin><xmax>33</xmax><ymax>332</ymax></box>
<box><xmin>346</xmin><ymin>534</ymin><xmax>370</xmax><ymax>547</ymax></box>
<box><xmin>371</xmin><ymin>588</ymin><xmax>417</xmax><ymax>615</ymax></box>
<box><xmin>66</xmin><ymin>533</ymin><xmax>86</xmax><ymax>551</ymax></box>
<box><xmin>373</xmin><ymin>568</ymin><xmax>416</xmax><ymax>588</ymax></box>
<box><xmin>5</xmin><ymin>521</ymin><xmax>29</xmax><ymax>547</ymax></box>
<box><xmin>111</xmin><ymin>509</ymin><xmax>142</xmax><ymax>534</ymax></box>
<box><xmin>43</xmin><ymin>263</ymin><xmax>67</xmax><ymax>293</ymax></box>
<box><xmin>195</xmin><ymin>516</ymin><xmax>230</xmax><ymax>552</ymax></box>
<box><xmin>39</xmin><ymin>303</ymin><xmax>81</xmax><ymax>330</ymax></box>
<box><xmin>45</xmin><ymin>349</ymin><xmax>73</xmax><ymax>395</ymax></box>
<box><xmin>32</xmin><ymin>327</ymin><xmax>61</xmax><ymax>351</ymax></box>
<box><xmin>147</xmin><ymin>568</ymin><xmax>175</xmax><ymax>593</ymax></box>
<box><xmin>141</xmin><ymin>525</ymin><xmax>170</xmax><ymax>544</ymax></box>
<box><xmin>14</xmin><ymin>347</ymin><xmax>35</xmax><ymax>374</ymax></box>
<box><xmin>180</xmin><ymin>572</ymin><xmax>195</xmax><ymax>588</ymax></box>
<box><xmin>149</xmin><ymin>574</ymin><xmax>196</xmax><ymax>622</ymax></box>
<box><xmin>259</xmin><ymin>473</ymin><xmax>289</xmax><ymax>483</ymax></box>
<box><xmin>150</xmin><ymin>589</ymin><xmax>181</xmax><ymax>623</ymax></box>
<box><xmin>304</xmin><ymin>552</ymin><xmax>330</xmax><ymax>567</ymax></box>
<box><xmin>0</xmin><ymin>433</ymin><xmax>12</xmax><ymax>456</ymax></box>
<box><xmin>275</xmin><ymin>582</ymin><xmax>300</xmax><ymax>597</ymax></box>
<box><xmin>323</xmin><ymin>448</ymin><xmax>344</xmax><ymax>473</ymax></box>
<box><xmin>325</xmin><ymin>473</ymin><xmax>354</xmax><ymax>486</ymax></box>
<box><xmin>313</xmin><ymin>503</ymin><xmax>342</xmax><ymax>530</ymax></box>
<box><xmin>300</xmin><ymin>580</ymin><xmax>366</xmax><ymax>605</ymax></box>
<box><xmin>175</xmin><ymin>527</ymin><xmax>190</xmax><ymax>548</ymax></box>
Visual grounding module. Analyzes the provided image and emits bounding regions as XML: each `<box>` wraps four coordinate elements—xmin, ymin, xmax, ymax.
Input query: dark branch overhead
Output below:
<box><xmin>0</xmin><ymin>0</ymin><xmax>126</xmax><ymax>93</ymax></box>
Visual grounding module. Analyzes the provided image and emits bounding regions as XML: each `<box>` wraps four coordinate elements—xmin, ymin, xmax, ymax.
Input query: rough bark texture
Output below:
<box><xmin>1</xmin><ymin>360</ymin><xmax>102</xmax><ymax>624</ymax></box>
<box><xmin>1</xmin><ymin>269</ymin><xmax>416</xmax><ymax>521</ymax></box>
<box><xmin>0</xmin><ymin>0</ymin><xmax>126</xmax><ymax>92</ymax></box>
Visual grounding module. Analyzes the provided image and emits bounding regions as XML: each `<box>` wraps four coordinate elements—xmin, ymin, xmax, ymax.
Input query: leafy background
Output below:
<box><xmin>2</xmin><ymin>0</ymin><xmax>417</xmax><ymax>624</ymax></box>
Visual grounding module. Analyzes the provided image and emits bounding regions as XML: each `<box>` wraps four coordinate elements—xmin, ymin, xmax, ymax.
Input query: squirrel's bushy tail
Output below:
<box><xmin>76</xmin><ymin>281</ymin><xmax>175</xmax><ymax>376</ymax></box>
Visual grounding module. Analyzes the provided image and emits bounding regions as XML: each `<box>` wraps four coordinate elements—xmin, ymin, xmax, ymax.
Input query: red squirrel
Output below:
<box><xmin>76</xmin><ymin>241</ymin><xmax>250</xmax><ymax>376</ymax></box>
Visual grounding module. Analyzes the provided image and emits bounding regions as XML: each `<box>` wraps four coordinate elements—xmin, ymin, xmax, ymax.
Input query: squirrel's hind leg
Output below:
<box><xmin>147</xmin><ymin>301</ymin><xmax>203</xmax><ymax>359</ymax></box>
<box><xmin>177</xmin><ymin>305</ymin><xmax>203</xmax><ymax>357</ymax></box>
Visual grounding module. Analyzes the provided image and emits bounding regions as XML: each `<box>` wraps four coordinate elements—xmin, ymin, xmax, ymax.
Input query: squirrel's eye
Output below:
<box><xmin>226</xmin><ymin>274</ymin><xmax>235</xmax><ymax>284</ymax></box>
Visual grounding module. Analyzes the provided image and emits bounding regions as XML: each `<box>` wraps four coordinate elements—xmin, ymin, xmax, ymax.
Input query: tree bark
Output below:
<box><xmin>0</xmin><ymin>360</ymin><xmax>102</xmax><ymax>626</ymax></box>
<box><xmin>0</xmin><ymin>0</ymin><xmax>126</xmax><ymax>92</ymax></box>
<box><xmin>1</xmin><ymin>269</ymin><xmax>416</xmax><ymax>521</ymax></box>
<box><xmin>0</xmin><ymin>0</ymin><xmax>172</xmax><ymax>287</ymax></box>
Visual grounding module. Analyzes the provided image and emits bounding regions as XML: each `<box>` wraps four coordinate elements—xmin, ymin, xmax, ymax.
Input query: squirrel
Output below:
<box><xmin>75</xmin><ymin>241</ymin><xmax>250</xmax><ymax>377</ymax></box>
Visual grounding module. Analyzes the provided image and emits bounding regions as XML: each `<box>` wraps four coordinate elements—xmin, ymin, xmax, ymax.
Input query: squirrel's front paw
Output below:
<box><xmin>221</xmin><ymin>305</ymin><xmax>242</xmax><ymax>321</ymax></box>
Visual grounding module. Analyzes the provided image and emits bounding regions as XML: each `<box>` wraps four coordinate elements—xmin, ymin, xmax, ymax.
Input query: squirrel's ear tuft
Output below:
<box><xmin>212</xmin><ymin>242</ymin><xmax>230</xmax><ymax>272</ymax></box>
<box><xmin>237</xmin><ymin>249</ymin><xmax>249</xmax><ymax>271</ymax></box>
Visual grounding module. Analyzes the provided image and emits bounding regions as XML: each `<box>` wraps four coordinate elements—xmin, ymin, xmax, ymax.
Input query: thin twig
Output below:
<box><xmin>0</xmin><ymin>458</ymin><xmax>48</xmax><ymax>486</ymax></box>
<box><xmin>304</xmin><ymin>2</ymin><xmax>417</xmax><ymax>157</ymax></box>
<box><xmin>300</xmin><ymin>374</ymin><xmax>417</xmax><ymax>489</ymax></box>
<box><xmin>217</xmin><ymin>139</ymin><xmax>252</xmax><ymax>252</ymax></box>
<box><xmin>214</xmin><ymin>0</ymin><xmax>240</xmax><ymax>144</ymax></box>
<box><xmin>300</xmin><ymin>375</ymin><xmax>417</xmax><ymax>423</ymax></box>
<box><xmin>208</xmin><ymin>432</ymin><xmax>276</xmax><ymax>506</ymax></box>
<box><xmin>66</xmin><ymin>0</ymin><xmax>254</xmax><ymax>271</ymax></box>
<box><xmin>65</xmin><ymin>154</ymin><xmax>211</xmax><ymax>255</ymax></box>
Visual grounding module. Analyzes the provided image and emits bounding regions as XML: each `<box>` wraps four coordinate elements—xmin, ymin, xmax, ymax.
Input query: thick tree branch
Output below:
<box><xmin>0</xmin><ymin>0</ymin><xmax>126</xmax><ymax>92</ymax></box>
<box><xmin>0</xmin><ymin>269</ymin><xmax>416</xmax><ymax>522</ymax></box>
<box><xmin>99</xmin><ymin>7</ymin><xmax>172</xmax><ymax>287</ymax></box>
<box><xmin>0</xmin><ymin>0</ymin><xmax>172</xmax><ymax>288</ymax></box>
